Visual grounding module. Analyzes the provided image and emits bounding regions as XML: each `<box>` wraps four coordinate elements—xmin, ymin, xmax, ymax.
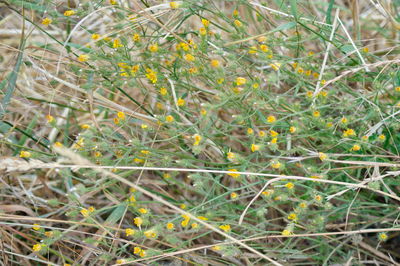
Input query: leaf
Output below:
<box><xmin>326</xmin><ymin>0</ymin><xmax>335</xmax><ymax>24</ymax></box>
<box><xmin>104</xmin><ymin>204</ymin><xmax>127</xmax><ymax>225</ymax></box>
<box><xmin>271</xmin><ymin>21</ymin><xmax>297</xmax><ymax>33</ymax></box>
<box><xmin>289</xmin><ymin>0</ymin><xmax>298</xmax><ymax>20</ymax></box>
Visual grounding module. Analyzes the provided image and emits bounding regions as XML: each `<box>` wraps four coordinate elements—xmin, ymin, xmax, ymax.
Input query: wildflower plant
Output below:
<box><xmin>2</xmin><ymin>0</ymin><xmax>400</xmax><ymax>265</ymax></box>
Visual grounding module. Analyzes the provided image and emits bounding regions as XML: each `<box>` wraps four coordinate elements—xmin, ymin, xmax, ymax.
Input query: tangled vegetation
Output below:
<box><xmin>1</xmin><ymin>0</ymin><xmax>400</xmax><ymax>265</ymax></box>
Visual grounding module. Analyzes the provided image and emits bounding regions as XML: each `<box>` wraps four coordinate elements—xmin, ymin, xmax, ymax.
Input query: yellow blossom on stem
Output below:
<box><xmin>270</xmin><ymin>130</ymin><xmax>279</xmax><ymax>137</ymax></box>
<box><xmin>285</xmin><ymin>182</ymin><xmax>294</xmax><ymax>190</ymax></box>
<box><xmin>166</xmin><ymin>223</ymin><xmax>175</xmax><ymax>230</ymax></box>
<box><xmin>92</xmin><ymin>33</ymin><xmax>100</xmax><ymax>40</ymax></box>
<box><xmin>219</xmin><ymin>224</ymin><xmax>231</xmax><ymax>232</ymax></box>
<box><xmin>133</xmin><ymin>247</ymin><xmax>141</xmax><ymax>254</ymax></box>
<box><xmin>267</xmin><ymin>115</ymin><xmax>276</xmax><ymax>123</ymax></box>
<box><xmin>319</xmin><ymin>152</ymin><xmax>328</xmax><ymax>161</ymax></box>
<box><xmin>234</xmin><ymin>19</ymin><xmax>242</xmax><ymax>27</ymax></box>
<box><xmin>378</xmin><ymin>134</ymin><xmax>386</xmax><ymax>141</ymax></box>
<box><xmin>148</xmin><ymin>43</ymin><xmax>158</xmax><ymax>53</ymax></box>
<box><xmin>210</xmin><ymin>59</ymin><xmax>220</xmax><ymax>68</ymax></box>
<box><xmin>41</xmin><ymin>17</ymin><xmax>52</xmax><ymax>26</ymax></box>
<box><xmin>117</xmin><ymin>111</ymin><xmax>125</xmax><ymax>120</ymax></box>
<box><xmin>125</xmin><ymin>228</ymin><xmax>135</xmax><ymax>236</ymax></box>
<box><xmin>251</xmin><ymin>144</ymin><xmax>260</xmax><ymax>152</ymax></box>
<box><xmin>138</xmin><ymin>208</ymin><xmax>148</xmax><ymax>214</ymax></box>
<box><xmin>343</xmin><ymin>128</ymin><xmax>356</xmax><ymax>137</ymax></box>
<box><xmin>289</xmin><ymin>126</ymin><xmax>296</xmax><ymax>133</ymax></box>
<box><xmin>350</xmin><ymin>144</ymin><xmax>361</xmax><ymax>151</ymax></box>
<box><xmin>184</xmin><ymin>54</ymin><xmax>195</xmax><ymax>62</ymax></box>
<box><xmin>281</xmin><ymin>229</ymin><xmax>292</xmax><ymax>236</ymax></box>
<box><xmin>64</xmin><ymin>10</ymin><xmax>75</xmax><ymax>16</ymax></box>
<box><xmin>227</xmin><ymin>169</ymin><xmax>240</xmax><ymax>178</ymax></box>
<box><xmin>144</xmin><ymin>229</ymin><xmax>157</xmax><ymax>238</ymax></box>
<box><xmin>288</xmin><ymin>213</ymin><xmax>297</xmax><ymax>221</ymax></box>
<box><xmin>271</xmin><ymin>161</ymin><xmax>281</xmax><ymax>169</ymax></box>
<box><xmin>378</xmin><ymin>232</ymin><xmax>388</xmax><ymax>241</ymax></box>
<box><xmin>177</xmin><ymin>98</ymin><xmax>185</xmax><ymax>106</ymax></box>
<box><xmin>32</xmin><ymin>224</ymin><xmax>40</xmax><ymax>230</ymax></box>
<box><xmin>78</xmin><ymin>54</ymin><xmax>89</xmax><ymax>62</ymax></box>
<box><xmin>20</xmin><ymin>151</ymin><xmax>31</xmax><ymax>158</ymax></box>
<box><xmin>169</xmin><ymin>2</ymin><xmax>180</xmax><ymax>9</ymax></box>
<box><xmin>236</xmin><ymin>77</ymin><xmax>247</xmax><ymax>86</ymax></box>
<box><xmin>230</xmin><ymin>192</ymin><xmax>238</xmax><ymax>199</ymax></box>
<box><xmin>80</xmin><ymin>208</ymin><xmax>90</xmax><ymax>217</ymax></box>
<box><xmin>313</xmin><ymin>111</ymin><xmax>320</xmax><ymax>117</ymax></box>
<box><xmin>193</xmin><ymin>134</ymin><xmax>202</xmax><ymax>146</ymax></box>
<box><xmin>32</xmin><ymin>243</ymin><xmax>42</xmax><ymax>252</ymax></box>
<box><xmin>247</xmin><ymin>128</ymin><xmax>254</xmax><ymax>135</ymax></box>
<box><xmin>166</xmin><ymin>115</ymin><xmax>174</xmax><ymax>123</ymax></box>
<box><xmin>134</xmin><ymin>217</ymin><xmax>143</xmax><ymax>227</ymax></box>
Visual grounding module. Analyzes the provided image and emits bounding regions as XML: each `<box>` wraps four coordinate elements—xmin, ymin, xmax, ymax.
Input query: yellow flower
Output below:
<box><xmin>234</xmin><ymin>19</ymin><xmax>242</xmax><ymax>27</ymax></box>
<box><xmin>32</xmin><ymin>243</ymin><xmax>42</xmax><ymax>252</ymax></box>
<box><xmin>191</xmin><ymin>223</ymin><xmax>199</xmax><ymax>229</ymax></box>
<box><xmin>32</xmin><ymin>224</ymin><xmax>40</xmax><ymax>230</ymax></box>
<box><xmin>247</xmin><ymin>128</ymin><xmax>254</xmax><ymax>135</ymax></box>
<box><xmin>248</xmin><ymin>46</ymin><xmax>257</xmax><ymax>54</ymax></box>
<box><xmin>43</xmin><ymin>230</ymin><xmax>53</xmax><ymax>237</ymax></box>
<box><xmin>313</xmin><ymin>110</ymin><xmax>320</xmax><ymax>117</ymax></box>
<box><xmin>211</xmin><ymin>245</ymin><xmax>221</xmax><ymax>251</ymax></box>
<box><xmin>138</xmin><ymin>208</ymin><xmax>148</xmax><ymax>214</ymax></box>
<box><xmin>193</xmin><ymin>134</ymin><xmax>202</xmax><ymax>146</ymax></box>
<box><xmin>177</xmin><ymin>98</ymin><xmax>185</xmax><ymax>106</ymax></box>
<box><xmin>133</xmin><ymin>247</ymin><xmax>142</xmax><ymax>254</ymax></box>
<box><xmin>160</xmin><ymin>87</ymin><xmax>168</xmax><ymax>96</ymax></box>
<box><xmin>166</xmin><ymin>222</ymin><xmax>175</xmax><ymax>230</ymax></box>
<box><xmin>227</xmin><ymin>169</ymin><xmax>240</xmax><ymax>178</ymax></box>
<box><xmin>92</xmin><ymin>33</ymin><xmax>100</xmax><ymax>40</ymax></box>
<box><xmin>139</xmin><ymin>250</ymin><xmax>146</xmax><ymax>257</ymax></box>
<box><xmin>289</xmin><ymin>126</ymin><xmax>296</xmax><ymax>133</ymax></box>
<box><xmin>64</xmin><ymin>10</ymin><xmax>75</xmax><ymax>16</ymax></box>
<box><xmin>350</xmin><ymin>144</ymin><xmax>361</xmax><ymax>151</ymax></box>
<box><xmin>326</xmin><ymin>122</ymin><xmax>333</xmax><ymax>128</ymax></box>
<box><xmin>262</xmin><ymin>189</ymin><xmax>274</xmax><ymax>196</ymax></box>
<box><xmin>180</xmin><ymin>203</ymin><xmax>187</xmax><ymax>209</ymax></box>
<box><xmin>148</xmin><ymin>43</ymin><xmax>158</xmax><ymax>52</ymax></box>
<box><xmin>144</xmin><ymin>229</ymin><xmax>157</xmax><ymax>238</ymax></box>
<box><xmin>110</xmin><ymin>0</ymin><xmax>117</xmax><ymax>5</ymax></box>
<box><xmin>314</xmin><ymin>195</ymin><xmax>322</xmax><ymax>202</ymax></box>
<box><xmin>270</xmin><ymin>63</ymin><xmax>281</xmax><ymax>71</ymax></box>
<box><xmin>378</xmin><ymin>134</ymin><xmax>386</xmax><ymax>141</ymax></box>
<box><xmin>80</xmin><ymin>124</ymin><xmax>90</xmax><ymax>129</ymax></box>
<box><xmin>259</xmin><ymin>44</ymin><xmax>269</xmax><ymax>52</ymax></box>
<box><xmin>251</xmin><ymin>144</ymin><xmax>260</xmax><ymax>152</ymax></box>
<box><xmin>197</xmin><ymin>216</ymin><xmax>208</xmax><ymax>221</ymax></box>
<box><xmin>199</xmin><ymin>27</ymin><xmax>207</xmax><ymax>35</ymax></box>
<box><xmin>134</xmin><ymin>217</ymin><xmax>143</xmax><ymax>227</ymax></box>
<box><xmin>270</xmin><ymin>138</ymin><xmax>278</xmax><ymax>144</ymax></box>
<box><xmin>236</xmin><ymin>77</ymin><xmax>247</xmax><ymax>86</ymax></box>
<box><xmin>270</xmin><ymin>130</ymin><xmax>279</xmax><ymax>137</ymax></box>
<box><xmin>219</xmin><ymin>224</ymin><xmax>231</xmax><ymax>232</ymax></box>
<box><xmin>116</xmin><ymin>259</ymin><xmax>125</xmax><ymax>264</ymax></box>
<box><xmin>201</xmin><ymin>18</ymin><xmax>210</xmax><ymax>27</ymax></box>
<box><xmin>125</xmin><ymin>228</ymin><xmax>135</xmax><ymax>236</ymax></box>
<box><xmin>184</xmin><ymin>54</ymin><xmax>195</xmax><ymax>62</ymax></box>
<box><xmin>318</xmin><ymin>152</ymin><xmax>327</xmax><ymax>161</ymax></box>
<box><xmin>163</xmin><ymin>173</ymin><xmax>171</xmax><ymax>179</ymax></box>
<box><xmin>80</xmin><ymin>208</ymin><xmax>90</xmax><ymax>217</ymax></box>
<box><xmin>281</xmin><ymin>229</ymin><xmax>292</xmax><ymax>236</ymax></box>
<box><xmin>285</xmin><ymin>182</ymin><xmax>294</xmax><ymax>190</ymax></box>
<box><xmin>306</xmin><ymin>91</ymin><xmax>313</xmax><ymax>98</ymax></box>
<box><xmin>166</xmin><ymin>115</ymin><xmax>174</xmax><ymax>123</ymax></box>
<box><xmin>267</xmin><ymin>115</ymin><xmax>276</xmax><ymax>123</ymax></box>
<box><xmin>396</xmin><ymin>87</ymin><xmax>400</xmax><ymax>92</ymax></box>
<box><xmin>298</xmin><ymin>202</ymin><xmax>307</xmax><ymax>209</ymax></box>
<box><xmin>169</xmin><ymin>2</ymin><xmax>180</xmax><ymax>9</ymax></box>
<box><xmin>54</xmin><ymin>142</ymin><xmax>63</xmax><ymax>147</ymax></box>
<box><xmin>78</xmin><ymin>54</ymin><xmax>89</xmax><ymax>62</ymax></box>
<box><xmin>145</xmin><ymin>68</ymin><xmax>157</xmax><ymax>83</ymax></box>
<box><xmin>340</xmin><ymin>117</ymin><xmax>348</xmax><ymax>124</ymax></box>
<box><xmin>361</xmin><ymin>135</ymin><xmax>369</xmax><ymax>141</ymax></box>
<box><xmin>210</xmin><ymin>59</ymin><xmax>220</xmax><ymax>68</ymax></box>
<box><xmin>117</xmin><ymin>111</ymin><xmax>125</xmax><ymax>120</ymax></box>
<box><xmin>132</xmin><ymin>33</ymin><xmax>141</xmax><ymax>42</ymax></box>
<box><xmin>288</xmin><ymin>213</ymin><xmax>297</xmax><ymax>221</ymax></box>
<box><xmin>378</xmin><ymin>232</ymin><xmax>388</xmax><ymax>241</ymax></box>
<box><xmin>20</xmin><ymin>151</ymin><xmax>31</xmax><ymax>158</ymax></box>
<box><xmin>227</xmin><ymin>152</ymin><xmax>236</xmax><ymax>161</ymax></box>
<box><xmin>258</xmin><ymin>130</ymin><xmax>266</xmax><ymax>137</ymax></box>
<box><xmin>271</xmin><ymin>161</ymin><xmax>281</xmax><ymax>169</ymax></box>
<box><xmin>181</xmin><ymin>219</ymin><xmax>189</xmax><ymax>227</ymax></box>
<box><xmin>343</xmin><ymin>128</ymin><xmax>356</xmax><ymax>137</ymax></box>
<box><xmin>230</xmin><ymin>192</ymin><xmax>238</xmax><ymax>199</ymax></box>
<box><xmin>201</xmin><ymin>109</ymin><xmax>207</xmax><ymax>116</ymax></box>
<box><xmin>41</xmin><ymin>17</ymin><xmax>52</xmax><ymax>26</ymax></box>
